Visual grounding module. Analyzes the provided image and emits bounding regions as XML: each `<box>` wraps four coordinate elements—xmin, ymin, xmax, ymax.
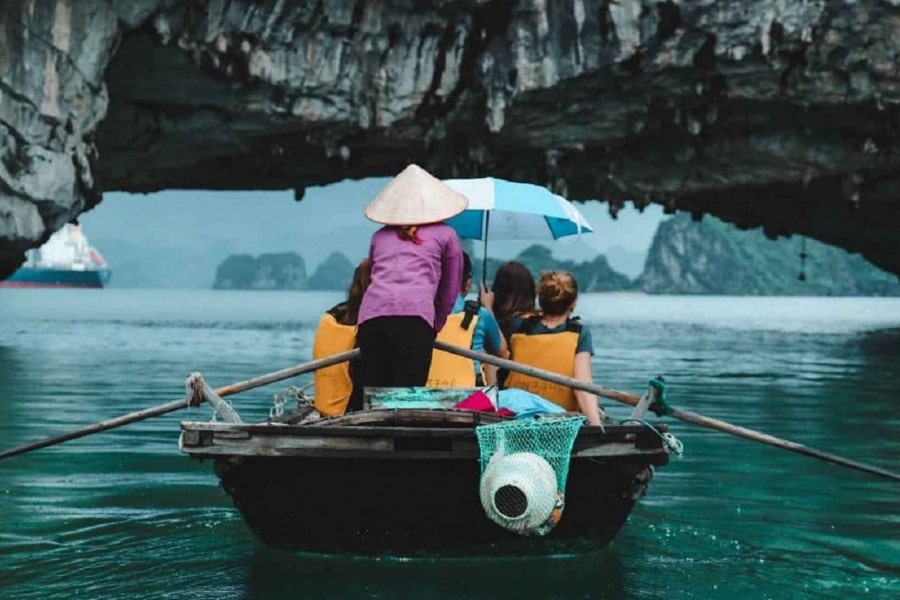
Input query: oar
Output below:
<box><xmin>0</xmin><ymin>348</ymin><xmax>360</xmax><ymax>461</ymax></box>
<box><xmin>434</xmin><ymin>340</ymin><xmax>900</xmax><ymax>483</ymax></box>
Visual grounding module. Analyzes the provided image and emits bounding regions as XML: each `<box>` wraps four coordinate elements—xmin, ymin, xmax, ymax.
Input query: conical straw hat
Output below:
<box><xmin>365</xmin><ymin>164</ymin><xmax>469</xmax><ymax>225</ymax></box>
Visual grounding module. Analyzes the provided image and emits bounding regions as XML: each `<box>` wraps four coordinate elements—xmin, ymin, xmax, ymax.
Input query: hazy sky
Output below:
<box><xmin>81</xmin><ymin>178</ymin><xmax>665</xmax><ymax>269</ymax></box>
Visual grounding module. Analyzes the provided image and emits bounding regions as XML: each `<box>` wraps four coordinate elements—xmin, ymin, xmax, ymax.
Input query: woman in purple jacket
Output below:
<box><xmin>348</xmin><ymin>164</ymin><xmax>467</xmax><ymax>411</ymax></box>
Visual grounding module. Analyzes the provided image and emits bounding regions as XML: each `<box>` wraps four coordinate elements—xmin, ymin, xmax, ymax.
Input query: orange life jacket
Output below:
<box><xmin>427</xmin><ymin>301</ymin><xmax>480</xmax><ymax>387</ymax></box>
<box><xmin>504</xmin><ymin>317</ymin><xmax>581</xmax><ymax>411</ymax></box>
<box><xmin>312</xmin><ymin>312</ymin><xmax>357</xmax><ymax>416</ymax></box>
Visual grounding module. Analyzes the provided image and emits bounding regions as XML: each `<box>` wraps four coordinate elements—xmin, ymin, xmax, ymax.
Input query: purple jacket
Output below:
<box><xmin>358</xmin><ymin>223</ymin><xmax>463</xmax><ymax>332</ymax></box>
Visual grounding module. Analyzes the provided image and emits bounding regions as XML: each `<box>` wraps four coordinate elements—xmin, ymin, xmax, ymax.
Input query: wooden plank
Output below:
<box><xmin>210</xmin><ymin>433</ymin><xmax>393</xmax><ymax>452</ymax></box>
<box><xmin>180</xmin><ymin>420</ymin><xmax>668</xmax><ymax>446</ymax></box>
<box><xmin>181</xmin><ymin>446</ymin><xmax>479</xmax><ymax>460</ymax></box>
<box><xmin>181</xmin><ymin>439</ymin><xmax>665</xmax><ymax>461</ymax></box>
<box><xmin>180</xmin><ymin>427</ymin><xmax>667</xmax><ymax>460</ymax></box>
<box><xmin>311</xmin><ymin>408</ymin><xmax>509</xmax><ymax>427</ymax></box>
<box><xmin>212</xmin><ymin>430</ymin><xmax>251</xmax><ymax>440</ymax></box>
<box><xmin>241</xmin><ymin>426</ymin><xmax>476</xmax><ymax>439</ymax></box>
<box><xmin>571</xmin><ymin>443</ymin><xmax>668</xmax><ymax>458</ymax></box>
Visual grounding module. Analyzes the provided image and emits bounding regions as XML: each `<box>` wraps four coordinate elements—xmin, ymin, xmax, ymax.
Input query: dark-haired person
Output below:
<box><xmin>504</xmin><ymin>270</ymin><xmax>604</xmax><ymax>425</ymax></box>
<box><xmin>427</xmin><ymin>251</ymin><xmax>507</xmax><ymax>387</ymax></box>
<box><xmin>311</xmin><ymin>258</ymin><xmax>371</xmax><ymax>417</ymax></box>
<box><xmin>480</xmin><ymin>260</ymin><xmax>537</xmax><ymax>341</ymax></box>
<box><xmin>348</xmin><ymin>164</ymin><xmax>466</xmax><ymax>411</ymax></box>
<box><xmin>479</xmin><ymin>260</ymin><xmax>537</xmax><ymax>386</ymax></box>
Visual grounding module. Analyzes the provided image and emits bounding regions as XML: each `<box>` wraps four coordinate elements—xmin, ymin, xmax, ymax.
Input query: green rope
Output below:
<box><xmin>648</xmin><ymin>377</ymin><xmax>671</xmax><ymax>416</ymax></box>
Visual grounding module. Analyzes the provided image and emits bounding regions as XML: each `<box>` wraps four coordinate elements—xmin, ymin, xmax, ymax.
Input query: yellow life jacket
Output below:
<box><xmin>312</xmin><ymin>312</ymin><xmax>357</xmax><ymax>416</ymax></box>
<box><xmin>427</xmin><ymin>302</ymin><xmax>480</xmax><ymax>388</ymax></box>
<box><xmin>505</xmin><ymin>317</ymin><xmax>581</xmax><ymax>411</ymax></box>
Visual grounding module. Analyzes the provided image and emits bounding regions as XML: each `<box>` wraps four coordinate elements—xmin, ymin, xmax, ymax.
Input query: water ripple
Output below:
<box><xmin>1</xmin><ymin>292</ymin><xmax>898</xmax><ymax>599</ymax></box>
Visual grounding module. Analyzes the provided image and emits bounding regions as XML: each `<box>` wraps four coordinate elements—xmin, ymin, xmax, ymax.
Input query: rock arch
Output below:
<box><xmin>2</xmin><ymin>0</ymin><xmax>899</xmax><ymax>278</ymax></box>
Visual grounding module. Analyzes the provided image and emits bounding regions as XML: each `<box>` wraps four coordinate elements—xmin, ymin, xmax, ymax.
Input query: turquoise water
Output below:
<box><xmin>0</xmin><ymin>290</ymin><xmax>898</xmax><ymax>599</ymax></box>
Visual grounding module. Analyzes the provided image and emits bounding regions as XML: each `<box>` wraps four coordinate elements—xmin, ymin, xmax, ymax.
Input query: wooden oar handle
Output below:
<box><xmin>0</xmin><ymin>348</ymin><xmax>361</xmax><ymax>461</ymax></box>
<box><xmin>433</xmin><ymin>340</ymin><xmax>900</xmax><ymax>483</ymax></box>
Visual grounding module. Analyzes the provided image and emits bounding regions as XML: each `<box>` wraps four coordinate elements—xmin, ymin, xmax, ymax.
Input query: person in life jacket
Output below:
<box><xmin>479</xmin><ymin>260</ymin><xmax>537</xmax><ymax>385</ymax></box>
<box><xmin>312</xmin><ymin>258</ymin><xmax>371</xmax><ymax>417</ymax></box>
<box><xmin>427</xmin><ymin>251</ymin><xmax>508</xmax><ymax>387</ymax></box>
<box><xmin>481</xmin><ymin>260</ymin><xmax>537</xmax><ymax>342</ymax></box>
<box><xmin>504</xmin><ymin>270</ymin><xmax>604</xmax><ymax>425</ymax></box>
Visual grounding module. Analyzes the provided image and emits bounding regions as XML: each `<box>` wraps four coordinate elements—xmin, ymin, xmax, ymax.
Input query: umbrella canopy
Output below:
<box><xmin>442</xmin><ymin>177</ymin><xmax>595</xmax><ymax>285</ymax></box>
<box><xmin>443</xmin><ymin>177</ymin><xmax>593</xmax><ymax>241</ymax></box>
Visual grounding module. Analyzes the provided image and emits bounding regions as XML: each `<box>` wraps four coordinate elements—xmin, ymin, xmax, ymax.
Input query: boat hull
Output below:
<box><xmin>0</xmin><ymin>267</ymin><xmax>111</xmax><ymax>288</ymax></box>
<box><xmin>181</xmin><ymin>414</ymin><xmax>669</xmax><ymax>555</ymax></box>
<box><xmin>213</xmin><ymin>453</ymin><xmax>658</xmax><ymax>555</ymax></box>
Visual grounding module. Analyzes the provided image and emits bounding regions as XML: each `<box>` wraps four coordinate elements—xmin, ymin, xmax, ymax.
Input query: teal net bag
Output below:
<box><xmin>475</xmin><ymin>416</ymin><xmax>585</xmax><ymax>536</ymax></box>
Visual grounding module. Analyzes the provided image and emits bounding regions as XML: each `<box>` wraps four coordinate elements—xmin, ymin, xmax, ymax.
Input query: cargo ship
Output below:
<box><xmin>0</xmin><ymin>223</ymin><xmax>111</xmax><ymax>288</ymax></box>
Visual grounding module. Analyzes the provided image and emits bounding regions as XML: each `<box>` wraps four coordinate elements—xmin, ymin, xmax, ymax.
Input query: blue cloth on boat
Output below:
<box><xmin>497</xmin><ymin>388</ymin><xmax>566</xmax><ymax>419</ymax></box>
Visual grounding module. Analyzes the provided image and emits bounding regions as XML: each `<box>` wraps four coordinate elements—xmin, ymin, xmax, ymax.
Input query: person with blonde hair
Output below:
<box><xmin>503</xmin><ymin>270</ymin><xmax>604</xmax><ymax>425</ymax></box>
<box><xmin>349</xmin><ymin>164</ymin><xmax>467</xmax><ymax>410</ymax></box>
<box><xmin>311</xmin><ymin>258</ymin><xmax>371</xmax><ymax>417</ymax></box>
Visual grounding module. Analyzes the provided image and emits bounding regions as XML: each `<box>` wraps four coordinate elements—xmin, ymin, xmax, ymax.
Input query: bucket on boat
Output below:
<box><xmin>479</xmin><ymin>451</ymin><xmax>563</xmax><ymax>536</ymax></box>
<box><xmin>475</xmin><ymin>416</ymin><xmax>584</xmax><ymax>536</ymax></box>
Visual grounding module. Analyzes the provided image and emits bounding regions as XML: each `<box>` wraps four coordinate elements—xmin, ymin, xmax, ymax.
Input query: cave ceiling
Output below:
<box><xmin>1</xmin><ymin>0</ymin><xmax>899</xmax><ymax>278</ymax></box>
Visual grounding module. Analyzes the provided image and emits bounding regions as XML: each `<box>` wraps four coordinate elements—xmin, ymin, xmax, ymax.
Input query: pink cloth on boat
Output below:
<box><xmin>454</xmin><ymin>391</ymin><xmax>515</xmax><ymax>417</ymax></box>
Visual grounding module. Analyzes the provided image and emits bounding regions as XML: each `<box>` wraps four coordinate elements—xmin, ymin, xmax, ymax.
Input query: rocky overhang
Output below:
<box><xmin>1</xmin><ymin>0</ymin><xmax>899</xmax><ymax>279</ymax></box>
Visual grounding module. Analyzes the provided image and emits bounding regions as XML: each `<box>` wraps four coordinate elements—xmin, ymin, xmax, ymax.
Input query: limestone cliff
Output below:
<box><xmin>3</xmin><ymin>1</ymin><xmax>900</xmax><ymax>280</ymax></box>
<box><xmin>483</xmin><ymin>244</ymin><xmax>631</xmax><ymax>292</ymax></box>
<box><xmin>213</xmin><ymin>252</ymin><xmax>307</xmax><ymax>290</ymax></box>
<box><xmin>639</xmin><ymin>213</ymin><xmax>900</xmax><ymax>295</ymax></box>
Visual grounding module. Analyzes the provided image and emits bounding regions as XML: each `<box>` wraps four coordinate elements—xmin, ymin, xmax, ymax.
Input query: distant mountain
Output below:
<box><xmin>81</xmin><ymin>187</ymin><xmax>666</xmax><ymax>289</ymax></box>
<box><xmin>481</xmin><ymin>244</ymin><xmax>631</xmax><ymax>292</ymax></box>
<box><xmin>213</xmin><ymin>253</ymin><xmax>308</xmax><ymax>290</ymax></box>
<box><xmin>307</xmin><ymin>252</ymin><xmax>356</xmax><ymax>290</ymax></box>
<box><xmin>638</xmin><ymin>214</ymin><xmax>900</xmax><ymax>295</ymax></box>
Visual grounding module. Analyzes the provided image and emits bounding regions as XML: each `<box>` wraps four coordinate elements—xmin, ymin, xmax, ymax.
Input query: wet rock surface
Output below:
<box><xmin>2</xmin><ymin>0</ymin><xmax>900</xmax><ymax>278</ymax></box>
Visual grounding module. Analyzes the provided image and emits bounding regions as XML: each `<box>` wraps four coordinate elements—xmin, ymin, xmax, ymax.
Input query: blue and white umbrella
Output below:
<box><xmin>443</xmin><ymin>177</ymin><xmax>593</xmax><ymax>241</ymax></box>
<box><xmin>443</xmin><ymin>177</ymin><xmax>594</xmax><ymax>282</ymax></box>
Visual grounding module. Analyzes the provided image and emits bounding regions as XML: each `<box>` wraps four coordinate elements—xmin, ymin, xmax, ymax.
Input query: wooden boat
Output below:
<box><xmin>179</xmin><ymin>381</ymin><xmax>671</xmax><ymax>555</ymax></box>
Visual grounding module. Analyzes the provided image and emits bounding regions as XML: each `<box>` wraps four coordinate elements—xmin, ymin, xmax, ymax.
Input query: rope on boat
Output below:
<box><xmin>270</xmin><ymin>383</ymin><xmax>314</xmax><ymax>419</ymax></box>
<box><xmin>269</xmin><ymin>394</ymin><xmax>286</xmax><ymax>420</ymax></box>
<box><xmin>619</xmin><ymin>418</ymin><xmax>685</xmax><ymax>457</ymax></box>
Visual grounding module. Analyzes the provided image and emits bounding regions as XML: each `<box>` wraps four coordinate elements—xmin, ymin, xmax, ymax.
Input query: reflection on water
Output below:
<box><xmin>0</xmin><ymin>291</ymin><xmax>898</xmax><ymax>599</ymax></box>
<box><xmin>242</xmin><ymin>545</ymin><xmax>628</xmax><ymax>599</ymax></box>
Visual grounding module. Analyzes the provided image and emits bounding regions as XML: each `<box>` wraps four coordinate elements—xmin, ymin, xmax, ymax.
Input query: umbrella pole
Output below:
<box><xmin>481</xmin><ymin>211</ymin><xmax>490</xmax><ymax>289</ymax></box>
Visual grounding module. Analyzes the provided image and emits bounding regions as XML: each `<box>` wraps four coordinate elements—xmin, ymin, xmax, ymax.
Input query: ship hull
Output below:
<box><xmin>0</xmin><ymin>267</ymin><xmax>111</xmax><ymax>288</ymax></box>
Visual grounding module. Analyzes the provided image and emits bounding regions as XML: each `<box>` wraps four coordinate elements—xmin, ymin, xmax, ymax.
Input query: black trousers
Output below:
<box><xmin>348</xmin><ymin>316</ymin><xmax>436</xmax><ymax>411</ymax></box>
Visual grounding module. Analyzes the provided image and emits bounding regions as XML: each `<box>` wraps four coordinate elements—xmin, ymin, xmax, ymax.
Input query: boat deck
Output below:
<box><xmin>180</xmin><ymin>409</ymin><xmax>671</xmax><ymax>462</ymax></box>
